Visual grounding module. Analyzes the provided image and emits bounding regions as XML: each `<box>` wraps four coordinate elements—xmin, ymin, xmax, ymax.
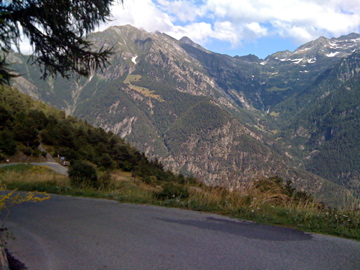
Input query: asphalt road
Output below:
<box><xmin>3</xmin><ymin>195</ymin><xmax>360</xmax><ymax>270</ymax></box>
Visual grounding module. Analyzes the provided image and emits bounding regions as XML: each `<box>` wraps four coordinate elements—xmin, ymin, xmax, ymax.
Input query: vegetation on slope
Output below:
<box><xmin>272</xmin><ymin>53</ymin><xmax>360</xmax><ymax>200</ymax></box>
<box><xmin>0</xmin><ymin>86</ymin><xmax>194</xmax><ymax>186</ymax></box>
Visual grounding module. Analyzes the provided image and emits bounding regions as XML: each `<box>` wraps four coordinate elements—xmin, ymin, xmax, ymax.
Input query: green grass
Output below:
<box><xmin>1</xmin><ymin>165</ymin><xmax>359</xmax><ymax>240</ymax></box>
<box><xmin>0</xmin><ymin>164</ymin><xmax>37</xmax><ymax>173</ymax></box>
<box><xmin>124</xmin><ymin>74</ymin><xmax>142</xmax><ymax>83</ymax></box>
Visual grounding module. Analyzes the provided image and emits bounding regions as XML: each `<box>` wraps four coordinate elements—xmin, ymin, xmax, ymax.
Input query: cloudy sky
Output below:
<box><xmin>97</xmin><ymin>0</ymin><xmax>360</xmax><ymax>59</ymax></box>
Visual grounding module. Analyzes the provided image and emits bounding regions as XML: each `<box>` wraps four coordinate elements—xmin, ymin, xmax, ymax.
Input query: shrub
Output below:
<box><xmin>155</xmin><ymin>183</ymin><xmax>189</xmax><ymax>200</ymax></box>
<box><xmin>68</xmin><ymin>160</ymin><xmax>98</xmax><ymax>188</ymax></box>
<box><xmin>185</xmin><ymin>176</ymin><xmax>198</xmax><ymax>185</ymax></box>
<box><xmin>22</xmin><ymin>147</ymin><xmax>33</xmax><ymax>156</ymax></box>
<box><xmin>0</xmin><ymin>128</ymin><xmax>17</xmax><ymax>156</ymax></box>
<box><xmin>97</xmin><ymin>153</ymin><xmax>115</xmax><ymax>170</ymax></box>
<box><xmin>32</xmin><ymin>148</ymin><xmax>42</xmax><ymax>157</ymax></box>
<box><xmin>59</xmin><ymin>148</ymin><xmax>79</xmax><ymax>162</ymax></box>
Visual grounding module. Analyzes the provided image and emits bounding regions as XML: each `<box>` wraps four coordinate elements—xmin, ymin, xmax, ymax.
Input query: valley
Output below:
<box><xmin>9</xmin><ymin>25</ymin><xmax>360</xmax><ymax>208</ymax></box>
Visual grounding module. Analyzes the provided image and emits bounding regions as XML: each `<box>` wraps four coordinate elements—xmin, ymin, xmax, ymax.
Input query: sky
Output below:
<box><xmin>95</xmin><ymin>0</ymin><xmax>360</xmax><ymax>59</ymax></box>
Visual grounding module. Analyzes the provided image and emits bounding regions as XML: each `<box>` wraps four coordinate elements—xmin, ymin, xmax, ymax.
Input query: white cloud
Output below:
<box><xmin>12</xmin><ymin>0</ymin><xmax>360</xmax><ymax>57</ymax></box>
<box><xmin>104</xmin><ymin>0</ymin><xmax>360</xmax><ymax>48</ymax></box>
<box><xmin>98</xmin><ymin>0</ymin><xmax>174</xmax><ymax>33</ymax></box>
<box><xmin>166</xmin><ymin>22</ymin><xmax>214</xmax><ymax>43</ymax></box>
<box><xmin>203</xmin><ymin>0</ymin><xmax>360</xmax><ymax>42</ymax></box>
<box><xmin>246</xmin><ymin>22</ymin><xmax>267</xmax><ymax>37</ymax></box>
<box><xmin>156</xmin><ymin>0</ymin><xmax>207</xmax><ymax>22</ymax></box>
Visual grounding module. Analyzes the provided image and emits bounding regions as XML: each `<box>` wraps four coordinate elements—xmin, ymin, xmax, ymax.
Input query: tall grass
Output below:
<box><xmin>0</xmin><ymin>165</ymin><xmax>68</xmax><ymax>193</ymax></box>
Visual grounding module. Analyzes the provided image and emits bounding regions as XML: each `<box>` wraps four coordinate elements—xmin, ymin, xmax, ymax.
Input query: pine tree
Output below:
<box><xmin>0</xmin><ymin>0</ymin><xmax>122</xmax><ymax>84</ymax></box>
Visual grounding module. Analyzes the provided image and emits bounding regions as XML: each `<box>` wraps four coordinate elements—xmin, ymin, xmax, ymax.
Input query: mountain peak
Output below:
<box><xmin>337</xmin><ymin>32</ymin><xmax>360</xmax><ymax>41</ymax></box>
<box><xmin>236</xmin><ymin>54</ymin><xmax>260</xmax><ymax>62</ymax></box>
<box><xmin>295</xmin><ymin>36</ymin><xmax>329</xmax><ymax>52</ymax></box>
<box><xmin>179</xmin><ymin>36</ymin><xmax>205</xmax><ymax>50</ymax></box>
<box><xmin>179</xmin><ymin>36</ymin><xmax>195</xmax><ymax>44</ymax></box>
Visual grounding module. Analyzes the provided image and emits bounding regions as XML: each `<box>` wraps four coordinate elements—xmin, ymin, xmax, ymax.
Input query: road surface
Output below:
<box><xmin>3</xmin><ymin>195</ymin><xmax>360</xmax><ymax>269</ymax></box>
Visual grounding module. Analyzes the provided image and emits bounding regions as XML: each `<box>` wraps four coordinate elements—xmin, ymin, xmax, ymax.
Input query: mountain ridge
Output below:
<box><xmin>9</xmin><ymin>25</ymin><xmax>360</xmax><ymax>207</ymax></box>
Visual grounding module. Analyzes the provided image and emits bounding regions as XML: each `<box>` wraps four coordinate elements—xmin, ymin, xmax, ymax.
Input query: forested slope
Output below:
<box><xmin>0</xmin><ymin>86</ymin><xmax>194</xmax><ymax>184</ymax></box>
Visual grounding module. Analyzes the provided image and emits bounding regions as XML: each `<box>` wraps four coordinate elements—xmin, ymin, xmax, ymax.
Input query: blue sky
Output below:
<box><xmin>203</xmin><ymin>36</ymin><xmax>298</xmax><ymax>59</ymax></box>
<box><xmin>97</xmin><ymin>0</ymin><xmax>360</xmax><ymax>59</ymax></box>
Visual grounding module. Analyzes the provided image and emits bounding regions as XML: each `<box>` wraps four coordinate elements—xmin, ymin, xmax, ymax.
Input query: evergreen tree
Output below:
<box><xmin>0</xmin><ymin>0</ymin><xmax>122</xmax><ymax>83</ymax></box>
<box><xmin>0</xmin><ymin>127</ymin><xmax>16</xmax><ymax>155</ymax></box>
<box><xmin>13</xmin><ymin>114</ymin><xmax>39</xmax><ymax>147</ymax></box>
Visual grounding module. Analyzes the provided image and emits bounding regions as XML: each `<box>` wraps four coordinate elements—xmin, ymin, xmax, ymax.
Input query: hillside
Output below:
<box><xmin>7</xmin><ymin>25</ymin><xmax>360</xmax><ymax>207</ymax></box>
<box><xmin>0</xmin><ymin>86</ymin><xmax>194</xmax><ymax>185</ymax></box>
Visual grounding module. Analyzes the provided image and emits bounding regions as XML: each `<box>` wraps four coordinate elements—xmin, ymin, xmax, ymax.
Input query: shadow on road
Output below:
<box><xmin>157</xmin><ymin>216</ymin><xmax>313</xmax><ymax>241</ymax></box>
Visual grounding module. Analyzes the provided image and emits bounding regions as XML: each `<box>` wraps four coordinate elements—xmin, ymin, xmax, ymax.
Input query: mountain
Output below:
<box><xmin>272</xmin><ymin>53</ymin><xmax>360</xmax><ymax>199</ymax></box>
<box><xmin>9</xmin><ymin>25</ymin><xmax>360</xmax><ymax>207</ymax></box>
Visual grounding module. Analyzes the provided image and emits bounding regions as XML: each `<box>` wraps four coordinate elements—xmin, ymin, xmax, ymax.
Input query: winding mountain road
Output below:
<box><xmin>4</xmin><ymin>195</ymin><xmax>360</xmax><ymax>270</ymax></box>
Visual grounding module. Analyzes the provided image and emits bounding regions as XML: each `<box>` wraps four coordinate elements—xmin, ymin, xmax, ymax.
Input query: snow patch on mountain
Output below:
<box><xmin>291</xmin><ymin>58</ymin><xmax>303</xmax><ymax>64</ymax></box>
<box><xmin>131</xmin><ymin>56</ymin><xmax>138</xmax><ymax>64</ymax></box>
<box><xmin>308</xmin><ymin>58</ymin><xmax>316</xmax><ymax>63</ymax></box>
<box><xmin>326</xmin><ymin>52</ymin><xmax>339</xmax><ymax>57</ymax></box>
<box><xmin>329</xmin><ymin>42</ymin><xmax>341</xmax><ymax>49</ymax></box>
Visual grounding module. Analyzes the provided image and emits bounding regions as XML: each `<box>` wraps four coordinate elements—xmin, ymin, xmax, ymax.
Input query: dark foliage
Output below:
<box><xmin>68</xmin><ymin>160</ymin><xmax>98</xmax><ymax>188</ymax></box>
<box><xmin>0</xmin><ymin>0</ymin><xmax>120</xmax><ymax>83</ymax></box>
<box><xmin>0</xmin><ymin>127</ymin><xmax>16</xmax><ymax>155</ymax></box>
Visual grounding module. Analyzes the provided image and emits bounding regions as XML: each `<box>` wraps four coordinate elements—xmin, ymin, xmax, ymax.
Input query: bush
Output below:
<box><xmin>59</xmin><ymin>148</ymin><xmax>79</xmax><ymax>162</ymax></box>
<box><xmin>155</xmin><ymin>183</ymin><xmax>189</xmax><ymax>200</ymax></box>
<box><xmin>22</xmin><ymin>147</ymin><xmax>32</xmax><ymax>156</ymax></box>
<box><xmin>142</xmin><ymin>175</ymin><xmax>158</xmax><ymax>186</ymax></box>
<box><xmin>0</xmin><ymin>128</ymin><xmax>17</xmax><ymax>156</ymax></box>
<box><xmin>96</xmin><ymin>153</ymin><xmax>115</xmax><ymax>170</ymax></box>
<box><xmin>32</xmin><ymin>148</ymin><xmax>42</xmax><ymax>157</ymax></box>
<box><xmin>185</xmin><ymin>176</ymin><xmax>198</xmax><ymax>185</ymax></box>
<box><xmin>68</xmin><ymin>160</ymin><xmax>98</xmax><ymax>188</ymax></box>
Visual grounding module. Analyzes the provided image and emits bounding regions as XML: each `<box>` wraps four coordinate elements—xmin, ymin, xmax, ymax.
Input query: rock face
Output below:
<box><xmin>11</xmin><ymin>26</ymin><xmax>360</xmax><ymax>206</ymax></box>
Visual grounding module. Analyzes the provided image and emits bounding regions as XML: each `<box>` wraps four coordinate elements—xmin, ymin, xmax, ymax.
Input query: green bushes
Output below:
<box><xmin>0</xmin><ymin>127</ymin><xmax>16</xmax><ymax>156</ymax></box>
<box><xmin>68</xmin><ymin>160</ymin><xmax>98</xmax><ymax>188</ymax></box>
<box><xmin>68</xmin><ymin>160</ymin><xmax>115</xmax><ymax>190</ymax></box>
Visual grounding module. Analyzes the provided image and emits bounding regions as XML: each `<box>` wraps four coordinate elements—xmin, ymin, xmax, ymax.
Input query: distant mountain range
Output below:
<box><xmin>10</xmin><ymin>25</ymin><xmax>360</xmax><ymax>207</ymax></box>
